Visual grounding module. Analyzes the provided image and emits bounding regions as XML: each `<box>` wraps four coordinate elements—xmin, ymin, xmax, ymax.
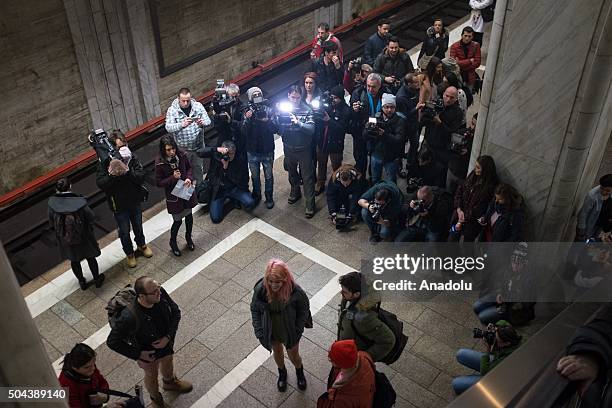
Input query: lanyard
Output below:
<box><xmin>367</xmin><ymin>93</ymin><xmax>381</xmax><ymax>117</ymax></box>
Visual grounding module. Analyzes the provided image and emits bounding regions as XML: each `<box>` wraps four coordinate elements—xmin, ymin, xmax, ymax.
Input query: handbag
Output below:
<box><xmin>418</xmin><ymin>45</ymin><xmax>438</xmax><ymax>70</ymax></box>
<box><xmin>195</xmin><ymin>179</ymin><xmax>212</xmax><ymax>204</ymax></box>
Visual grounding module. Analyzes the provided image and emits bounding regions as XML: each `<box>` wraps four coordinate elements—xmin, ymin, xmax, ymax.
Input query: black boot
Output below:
<box><xmin>184</xmin><ymin>214</ymin><xmax>195</xmax><ymax>251</ymax></box>
<box><xmin>296</xmin><ymin>366</ymin><xmax>307</xmax><ymax>391</ymax></box>
<box><xmin>265</xmin><ymin>193</ymin><xmax>274</xmax><ymax>209</ymax></box>
<box><xmin>277</xmin><ymin>367</ymin><xmax>288</xmax><ymax>392</ymax></box>
<box><xmin>78</xmin><ymin>279</ymin><xmax>87</xmax><ymax>291</ymax></box>
<box><xmin>170</xmin><ymin>239</ymin><xmax>181</xmax><ymax>257</ymax></box>
<box><xmin>170</xmin><ymin>220</ymin><xmax>182</xmax><ymax>256</ymax></box>
<box><xmin>94</xmin><ymin>273</ymin><xmax>105</xmax><ymax>288</ymax></box>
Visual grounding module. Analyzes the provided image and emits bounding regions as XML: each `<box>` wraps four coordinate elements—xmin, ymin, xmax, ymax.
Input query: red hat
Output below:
<box><xmin>328</xmin><ymin>340</ymin><xmax>358</xmax><ymax>369</ymax></box>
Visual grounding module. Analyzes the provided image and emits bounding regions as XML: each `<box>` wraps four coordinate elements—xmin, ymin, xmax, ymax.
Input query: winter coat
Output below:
<box><xmin>450</xmin><ymin>40</ymin><xmax>482</xmax><ymax>86</ymax></box>
<box><xmin>196</xmin><ymin>147</ymin><xmax>249</xmax><ymax>203</ymax></box>
<box><xmin>481</xmin><ymin>199</ymin><xmax>525</xmax><ymax>242</ymax></box>
<box><xmin>368</xmin><ymin>111</ymin><xmax>407</xmax><ymax>162</ymax></box>
<box><xmin>164</xmin><ymin>97</ymin><xmax>211</xmax><ymax>151</ymax></box>
<box><xmin>243</xmin><ymin>105</ymin><xmax>278</xmax><ymax>154</ymax></box>
<box><xmin>395</xmin><ymin>85</ymin><xmax>419</xmax><ymax>127</ymax></box>
<box><xmin>373</xmin><ymin>48</ymin><xmax>415</xmax><ymax>83</ymax></box>
<box><xmin>404</xmin><ymin>188</ymin><xmax>453</xmax><ymax>235</ymax></box>
<box><xmin>48</xmin><ymin>192</ymin><xmax>101</xmax><ymax>262</ymax></box>
<box><xmin>155</xmin><ymin>150</ymin><xmax>198</xmax><ymax>214</ymax></box>
<box><xmin>58</xmin><ymin>367</ymin><xmax>109</xmax><ymax>408</ymax></box>
<box><xmin>106</xmin><ymin>287</ymin><xmax>181</xmax><ymax>360</ymax></box>
<box><xmin>250</xmin><ymin>278</ymin><xmax>311</xmax><ymax>350</ymax></box>
<box><xmin>319</xmin><ymin>101</ymin><xmax>350</xmax><ymax>153</ymax></box>
<box><xmin>310</xmin><ymin>56</ymin><xmax>344</xmax><ymax>92</ymax></box>
<box><xmin>360</xmin><ymin>181</ymin><xmax>404</xmax><ymax>224</ymax></box>
<box><xmin>453</xmin><ymin>174</ymin><xmax>495</xmax><ymax>223</ymax></box>
<box><xmin>337</xmin><ymin>278</ymin><xmax>396</xmax><ymax>362</ymax></box>
<box><xmin>279</xmin><ymin>102</ymin><xmax>316</xmax><ymax>151</ymax></box>
<box><xmin>213</xmin><ymin>99</ymin><xmax>246</xmax><ymax>152</ymax></box>
<box><xmin>317</xmin><ymin>351</ymin><xmax>376</xmax><ymax>408</ymax></box>
<box><xmin>349</xmin><ymin>85</ymin><xmax>391</xmax><ymax>139</ymax></box>
<box><xmin>418</xmin><ymin>26</ymin><xmax>450</xmax><ymax>60</ymax></box>
<box><xmin>577</xmin><ymin>186</ymin><xmax>608</xmax><ymax>237</ymax></box>
<box><xmin>326</xmin><ymin>171</ymin><xmax>367</xmax><ymax>217</ymax></box>
<box><xmin>363</xmin><ymin>32</ymin><xmax>388</xmax><ymax>66</ymax></box>
<box><xmin>96</xmin><ymin>154</ymin><xmax>146</xmax><ymax>213</ymax></box>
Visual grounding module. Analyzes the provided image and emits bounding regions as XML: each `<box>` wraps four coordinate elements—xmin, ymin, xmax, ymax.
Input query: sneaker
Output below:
<box><xmin>138</xmin><ymin>245</ymin><xmax>153</xmax><ymax>258</ymax></box>
<box><xmin>94</xmin><ymin>274</ymin><xmax>105</xmax><ymax>288</ymax></box>
<box><xmin>305</xmin><ymin>209</ymin><xmax>315</xmax><ymax>219</ymax></box>
<box><xmin>126</xmin><ymin>254</ymin><xmax>137</xmax><ymax>268</ymax></box>
<box><xmin>78</xmin><ymin>279</ymin><xmax>87</xmax><ymax>291</ymax></box>
<box><xmin>162</xmin><ymin>376</ymin><xmax>193</xmax><ymax>393</ymax></box>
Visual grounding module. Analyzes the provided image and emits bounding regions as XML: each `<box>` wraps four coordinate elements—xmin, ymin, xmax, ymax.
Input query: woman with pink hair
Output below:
<box><xmin>250</xmin><ymin>259</ymin><xmax>311</xmax><ymax>392</ymax></box>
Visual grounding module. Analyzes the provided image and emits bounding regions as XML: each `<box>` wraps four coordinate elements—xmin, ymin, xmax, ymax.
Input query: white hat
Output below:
<box><xmin>119</xmin><ymin>146</ymin><xmax>132</xmax><ymax>164</ymax></box>
<box><xmin>247</xmin><ymin>87</ymin><xmax>263</xmax><ymax>102</ymax></box>
<box><xmin>381</xmin><ymin>93</ymin><xmax>396</xmax><ymax>107</ymax></box>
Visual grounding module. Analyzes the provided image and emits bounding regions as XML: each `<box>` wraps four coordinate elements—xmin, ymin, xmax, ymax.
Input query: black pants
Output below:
<box><xmin>474</xmin><ymin>32</ymin><xmax>484</xmax><ymax>47</ymax></box>
<box><xmin>71</xmin><ymin>258</ymin><xmax>99</xmax><ymax>282</ymax></box>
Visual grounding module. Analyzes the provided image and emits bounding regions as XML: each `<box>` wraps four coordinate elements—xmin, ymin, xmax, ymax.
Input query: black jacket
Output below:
<box><xmin>326</xmin><ymin>173</ymin><xmax>367</xmax><ymax>216</ymax></box>
<box><xmin>424</xmin><ymin>102</ymin><xmax>464</xmax><ymax>152</ymax></box>
<box><xmin>418</xmin><ymin>26</ymin><xmax>450</xmax><ymax>60</ymax></box>
<box><xmin>279</xmin><ymin>102</ymin><xmax>315</xmax><ymax>150</ymax></box>
<box><xmin>243</xmin><ymin>105</ymin><xmax>278</xmax><ymax>154</ymax></box>
<box><xmin>106</xmin><ymin>287</ymin><xmax>181</xmax><ymax>360</ymax></box>
<box><xmin>369</xmin><ymin>112</ymin><xmax>406</xmax><ymax>162</ymax></box>
<box><xmin>250</xmin><ymin>278</ymin><xmax>310</xmax><ymax>350</ymax></box>
<box><xmin>482</xmin><ymin>200</ymin><xmax>525</xmax><ymax>242</ymax></box>
<box><xmin>96</xmin><ymin>155</ymin><xmax>146</xmax><ymax>212</ymax></box>
<box><xmin>196</xmin><ymin>147</ymin><xmax>249</xmax><ymax>202</ymax></box>
<box><xmin>319</xmin><ymin>101</ymin><xmax>350</xmax><ymax>153</ymax></box>
<box><xmin>395</xmin><ymin>85</ymin><xmax>419</xmax><ymax>126</ymax></box>
<box><xmin>310</xmin><ymin>57</ymin><xmax>343</xmax><ymax>92</ymax></box>
<box><xmin>373</xmin><ymin>49</ymin><xmax>414</xmax><ymax>84</ymax></box>
<box><xmin>48</xmin><ymin>192</ymin><xmax>100</xmax><ymax>262</ymax></box>
<box><xmin>349</xmin><ymin>86</ymin><xmax>391</xmax><ymax>138</ymax></box>
<box><xmin>413</xmin><ymin>161</ymin><xmax>447</xmax><ymax>189</ymax></box>
<box><xmin>405</xmin><ymin>188</ymin><xmax>453</xmax><ymax>235</ymax></box>
<box><xmin>363</xmin><ymin>32</ymin><xmax>388</xmax><ymax>66</ymax></box>
<box><xmin>213</xmin><ymin>99</ymin><xmax>245</xmax><ymax>150</ymax></box>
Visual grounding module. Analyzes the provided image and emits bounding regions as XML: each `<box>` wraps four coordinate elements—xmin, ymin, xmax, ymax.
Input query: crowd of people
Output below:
<box><xmin>45</xmin><ymin>7</ymin><xmax>612</xmax><ymax>408</ymax></box>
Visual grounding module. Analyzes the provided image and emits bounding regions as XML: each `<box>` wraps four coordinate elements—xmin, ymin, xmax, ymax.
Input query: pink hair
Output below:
<box><xmin>263</xmin><ymin>259</ymin><xmax>295</xmax><ymax>303</ymax></box>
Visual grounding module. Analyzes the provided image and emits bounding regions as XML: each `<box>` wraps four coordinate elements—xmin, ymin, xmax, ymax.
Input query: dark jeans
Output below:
<box><xmin>395</xmin><ymin>226</ymin><xmax>440</xmax><ymax>242</ymax></box>
<box><xmin>352</xmin><ymin>135</ymin><xmax>368</xmax><ymax>175</ymax></box>
<box><xmin>370</xmin><ymin>155</ymin><xmax>398</xmax><ymax>185</ymax></box>
<box><xmin>114</xmin><ymin>206</ymin><xmax>146</xmax><ymax>255</ymax></box>
<box><xmin>362</xmin><ymin>208</ymin><xmax>397</xmax><ymax>239</ymax></box>
<box><xmin>209</xmin><ymin>186</ymin><xmax>255</xmax><ymax>223</ymax></box>
<box><xmin>247</xmin><ymin>151</ymin><xmax>274</xmax><ymax>197</ymax></box>
<box><xmin>284</xmin><ymin>146</ymin><xmax>315</xmax><ymax>212</ymax></box>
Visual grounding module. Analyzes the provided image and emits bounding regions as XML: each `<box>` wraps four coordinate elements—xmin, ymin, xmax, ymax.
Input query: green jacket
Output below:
<box><xmin>480</xmin><ymin>343</ymin><xmax>521</xmax><ymax>375</ymax></box>
<box><xmin>337</xmin><ymin>279</ymin><xmax>396</xmax><ymax>362</ymax></box>
<box><xmin>360</xmin><ymin>181</ymin><xmax>404</xmax><ymax>222</ymax></box>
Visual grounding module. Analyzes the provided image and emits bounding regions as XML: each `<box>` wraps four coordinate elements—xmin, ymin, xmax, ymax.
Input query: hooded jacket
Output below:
<box><xmin>48</xmin><ymin>192</ymin><xmax>100</xmax><ymax>262</ymax></box>
<box><xmin>418</xmin><ymin>26</ymin><xmax>450</xmax><ymax>60</ymax></box>
<box><xmin>337</xmin><ymin>277</ymin><xmax>395</xmax><ymax>362</ymax></box>
<box><xmin>317</xmin><ymin>351</ymin><xmax>376</xmax><ymax>408</ymax></box>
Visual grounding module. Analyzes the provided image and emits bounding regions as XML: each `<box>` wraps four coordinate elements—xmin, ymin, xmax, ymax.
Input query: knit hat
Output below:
<box><xmin>381</xmin><ymin>93</ymin><xmax>396</xmax><ymax>107</ymax></box>
<box><xmin>247</xmin><ymin>87</ymin><xmax>263</xmax><ymax>102</ymax></box>
<box><xmin>328</xmin><ymin>340</ymin><xmax>358</xmax><ymax>369</ymax></box>
<box><xmin>119</xmin><ymin>146</ymin><xmax>132</xmax><ymax>163</ymax></box>
<box><xmin>330</xmin><ymin>85</ymin><xmax>345</xmax><ymax>99</ymax></box>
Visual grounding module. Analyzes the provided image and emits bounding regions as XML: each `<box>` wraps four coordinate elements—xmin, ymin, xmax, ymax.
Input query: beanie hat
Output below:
<box><xmin>247</xmin><ymin>87</ymin><xmax>263</xmax><ymax>102</ymax></box>
<box><xmin>381</xmin><ymin>93</ymin><xmax>396</xmax><ymax>107</ymax></box>
<box><xmin>328</xmin><ymin>339</ymin><xmax>358</xmax><ymax>369</ymax></box>
<box><xmin>330</xmin><ymin>85</ymin><xmax>345</xmax><ymax>99</ymax></box>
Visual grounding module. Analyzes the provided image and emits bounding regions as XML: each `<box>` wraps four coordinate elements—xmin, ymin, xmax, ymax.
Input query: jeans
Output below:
<box><xmin>395</xmin><ymin>226</ymin><xmax>441</xmax><ymax>242</ymax></box>
<box><xmin>473</xmin><ymin>296</ymin><xmax>505</xmax><ymax>325</ymax></box>
<box><xmin>352</xmin><ymin>136</ymin><xmax>368</xmax><ymax>175</ymax></box>
<box><xmin>361</xmin><ymin>208</ymin><xmax>396</xmax><ymax>239</ymax></box>
<box><xmin>185</xmin><ymin>150</ymin><xmax>204</xmax><ymax>184</ymax></box>
<box><xmin>247</xmin><ymin>151</ymin><xmax>274</xmax><ymax>197</ymax></box>
<box><xmin>370</xmin><ymin>155</ymin><xmax>398</xmax><ymax>184</ymax></box>
<box><xmin>114</xmin><ymin>207</ymin><xmax>146</xmax><ymax>255</ymax></box>
<box><xmin>452</xmin><ymin>348</ymin><xmax>489</xmax><ymax>395</ymax></box>
<box><xmin>209</xmin><ymin>186</ymin><xmax>255</xmax><ymax>223</ymax></box>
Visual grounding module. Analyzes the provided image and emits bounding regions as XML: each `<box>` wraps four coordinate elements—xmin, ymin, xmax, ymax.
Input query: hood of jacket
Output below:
<box><xmin>48</xmin><ymin>193</ymin><xmax>87</xmax><ymax>214</ymax></box>
<box><xmin>427</xmin><ymin>26</ymin><xmax>449</xmax><ymax>38</ymax></box>
<box><xmin>352</xmin><ymin>275</ymin><xmax>382</xmax><ymax>311</ymax></box>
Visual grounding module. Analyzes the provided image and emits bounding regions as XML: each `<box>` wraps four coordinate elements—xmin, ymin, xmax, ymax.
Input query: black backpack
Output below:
<box><xmin>53</xmin><ymin>211</ymin><xmax>84</xmax><ymax>245</ymax></box>
<box><xmin>373</xmin><ymin>369</ymin><xmax>397</xmax><ymax>408</ymax></box>
<box><xmin>351</xmin><ymin>304</ymin><xmax>409</xmax><ymax>365</ymax></box>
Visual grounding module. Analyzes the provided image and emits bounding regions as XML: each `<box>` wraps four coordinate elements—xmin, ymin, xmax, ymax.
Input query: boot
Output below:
<box><xmin>185</xmin><ymin>235</ymin><xmax>195</xmax><ymax>251</ymax></box>
<box><xmin>150</xmin><ymin>392</ymin><xmax>169</xmax><ymax>408</ymax></box>
<box><xmin>162</xmin><ymin>376</ymin><xmax>193</xmax><ymax>393</ymax></box>
<box><xmin>184</xmin><ymin>214</ymin><xmax>195</xmax><ymax>251</ymax></box>
<box><xmin>169</xmin><ymin>240</ymin><xmax>181</xmax><ymax>257</ymax></box>
<box><xmin>296</xmin><ymin>367</ymin><xmax>307</xmax><ymax>391</ymax></box>
<box><xmin>78</xmin><ymin>279</ymin><xmax>87</xmax><ymax>291</ymax></box>
<box><xmin>252</xmin><ymin>191</ymin><xmax>262</xmax><ymax>206</ymax></box>
<box><xmin>265</xmin><ymin>193</ymin><xmax>275</xmax><ymax>209</ymax></box>
<box><xmin>94</xmin><ymin>273</ymin><xmax>105</xmax><ymax>288</ymax></box>
<box><xmin>126</xmin><ymin>254</ymin><xmax>137</xmax><ymax>268</ymax></box>
<box><xmin>138</xmin><ymin>245</ymin><xmax>153</xmax><ymax>258</ymax></box>
<box><xmin>288</xmin><ymin>188</ymin><xmax>301</xmax><ymax>204</ymax></box>
<box><xmin>277</xmin><ymin>367</ymin><xmax>288</xmax><ymax>392</ymax></box>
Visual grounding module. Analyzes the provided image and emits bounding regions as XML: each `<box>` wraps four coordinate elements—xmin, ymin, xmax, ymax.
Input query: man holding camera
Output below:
<box><xmin>358</xmin><ymin>181</ymin><xmax>404</xmax><ymax>242</ymax></box>
<box><xmin>343</xmin><ymin>60</ymin><xmax>372</xmax><ymax>95</ymax></box>
<box><xmin>363</xmin><ymin>18</ymin><xmax>391</xmax><ymax>66</ymax></box>
<box><xmin>96</xmin><ymin>131</ymin><xmax>153</xmax><ymax>268</ymax></box>
<box><xmin>243</xmin><ymin>87</ymin><xmax>278</xmax><ymax>209</ymax></box>
<box><xmin>212</xmin><ymin>83</ymin><xmax>245</xmax><ymax>150</ymax></box>
<box><xmin>452</xmin><ymin>320</ymin><xmax>522</xmax><ymax>395</ymax></box>
<box><xmin>165</xmin><ymin>87</ymin><xmax>212</xmax><ymax>184</ymax></box>
<box><xmin>396</xmin><ymin>73</ymin><xmax>421</xmax><ymax>174</ymax></box>
<box><xmin>310</xmin><ymin>41</ymin><xmax>344</xmax><ymax>93</ymax></box>
<box><xmin>422</xmin><ymin>86</ymin><xmax>464</xmax><ymax>172</ymax></box>
<box><xmin>372</xmin><ymin>36</ymin><xmax>414</xmax><ymax>94</ymax></box>
<box><xmin>278</xmin><ymin>86</ymin><xmax>317</xmax><ymax>218</ymax></box>
<box><xmin>368</xmin><ymin>93</ymin><xmax>406</xmax><ymax>185</ymax></box>
<box><xmin>349</xmin><ymin>73</ymin><xmax>390</xmax><ymax>175</ymax></box>
<box><xmin>326</xmin><ymin>164</ymin><xmax>367</xmax><ymax>229</ymax></box>
<box><xmin>395</xmin><ymin>185</ymin><xmax>453</xmax><ymax>242</ymax></box>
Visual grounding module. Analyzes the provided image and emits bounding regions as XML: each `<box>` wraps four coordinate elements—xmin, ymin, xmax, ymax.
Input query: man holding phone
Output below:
<box><xmin>165</xmin><ymin>87</ymin><xmax>212</xmax><ymax>183</ymax></box>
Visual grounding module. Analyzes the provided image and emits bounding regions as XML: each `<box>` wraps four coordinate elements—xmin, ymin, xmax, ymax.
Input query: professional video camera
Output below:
<box><xmin>275</xmin><ymin>101</ymin><xmax>309</xmax><ymax>127</ymax></box>
<box><xmin>365</xmin><ymin>114</ymin><xmax>390</xmax><ymax>138</ymax></box>
<box><xmin>473</xmin><ymin>327</ymin><xmax>496</xmax><ymax>346</ymax></box>
<box><xmin>248</xmin><ymin>91</ymin><xmax>268</xmax><ymax>120</ymax></box>
<box><xmin>212</xmin><ymin>79</ymin><xmax>233</xmax><ymax>114</ymax></box>
<box><xmin>450</xmin><ymin>127</ymin><xmax>474</xmax><ymax>153</ymax></box>
<box><xmin>412</xmin><ymin>199</ymin><xmax>426</xmax><ymax>213</ymax></box>
<box><xmin>88</xmin><ymin>129</ymin><xmax>121</xmax><ymax>163</ymax></box>
<box><xmin>349</xmin><ymin>57</ymin><xmax>363</xmax><ymax>73</ymax></box>
<box><xmin>420</xmin><ymin>98</ymin><xmax>444</xmax><ymax>124</ymax></box>
<box><xmin>311</xmin><ymin>91</ymin><xmax>333</xmax><ymax>120</ymax></box>
<box><xmin>333</xmin><ymin>205</ymin><xmax>352</xmax><ymax>230</ymax></box>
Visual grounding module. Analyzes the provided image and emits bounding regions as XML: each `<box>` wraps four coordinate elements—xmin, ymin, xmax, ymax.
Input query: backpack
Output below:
<box><xmin>54</xmin><ymin>211</ymin><xmax>84</xmax><ymax>245</ymax></box>
<box><xmin>373</xmin><ymin>369</ymin><xmax>397</xmax><ymax>408</ymax></box>
<box><xmin>351</xmin><ymin>304</ymin><xmax>409</xmax><ymax>365</ymax></box>
<box><xmin>106</xmin><ymin>285</ymin><xmax>140</xmax><ymax>335</ymax></box>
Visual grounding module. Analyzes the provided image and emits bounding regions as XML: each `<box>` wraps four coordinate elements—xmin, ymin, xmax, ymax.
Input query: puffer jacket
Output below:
<box><xmin>418</xmin><ymin>26</ymin><xmax>450</xmax><ymax>60</ymax></box>
<box><xmin>250</xmin><ymin>278</ymin><xmax>311</xmax><ymax>350</ymax></box>
<box><xmin>337</xmin><ymin>278</ymin><xmax>395</xmax><ymax>362</ymax></box>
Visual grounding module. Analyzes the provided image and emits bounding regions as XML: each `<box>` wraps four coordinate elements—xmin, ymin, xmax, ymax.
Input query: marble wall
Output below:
<box><xmin>477</xmin><ymin>0</ymin><xmax>612</xmax><ymax>240</ymax></box>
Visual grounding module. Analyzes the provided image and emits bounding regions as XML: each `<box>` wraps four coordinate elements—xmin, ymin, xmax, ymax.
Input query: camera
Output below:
<box><xmin>334</xmin><ymin>205</ymin><xmax>352</xmax><ymax>230</ymax></box>
<box><xmin>349</xmin><ymin>57</ymin><xmax>363</xmax><ymax>73</ymax></box>
<box><xmin>450</xmin><ymin>127</ymin><xmax>474</xmax><ymax>153</ymax></box>
<box><xmin>248</xmin><ymin>91</ymin><xmax>268</xmax><ymax>120</ymax></box>
<box><xmin>420</xmin><ymin>98</ymin><xmax>444</xmax><ymax>123</ymax></box>
<box><xmin>370</xmin><ymin>202</ymin><xmax>383</xmax><ymax>222</ymax></box>
<box><xmin>88</xmin><ymin>129</ymin><xmax>121</xmax><ymax>163</ymax></box>
<box><xmin>212</xmin><ymin>79</ymin><xmax>234</xmax><ymax>114</ymax></box>
<box><xmin>365</xmin><ymin>115</ymin><xmax>389</xmax><ymax>137</ymax></box>
<box><xmin>473</xmin><ymin>327</ymin><xmax>496</xmax><ymax>346</ymax></box>
<box><xmin>406</xmin><ymin>177</ymin><xmax>424</xmax><ymax>193</ymax></box>
<box><xmin>311</xmin><ymin>91</ymin><xmax>333</xmax><ymax>120</ymax></box>
<box><xmin>412</xmin><ymin>199</ymin><xmax>426</xmax><ymax>213</ymax></box>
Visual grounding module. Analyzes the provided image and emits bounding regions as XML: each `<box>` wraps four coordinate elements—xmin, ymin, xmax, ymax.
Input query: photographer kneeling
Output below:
<box><xmin>358</xmin><ymin>181</ymin><xmax>404</xmax><ymax>242</ymax></box>
<box><xmin>326</xmin><ymin>164</ymin><xmax>367</xmax><ymax>230</ymax></box>
<box><xmin>452</xmin><ymin>321</ymin><xmax>522</xmax><ymax>395</ymax></box>
<box><xmin>197</xmin><ymin>141</ymin><xmax>254</xmax><ymax>223</ymax></box>
<box><xmin>395</xmin><ymin>185</ymin><xmax>452</xmax><ymax>242</ymax></box>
